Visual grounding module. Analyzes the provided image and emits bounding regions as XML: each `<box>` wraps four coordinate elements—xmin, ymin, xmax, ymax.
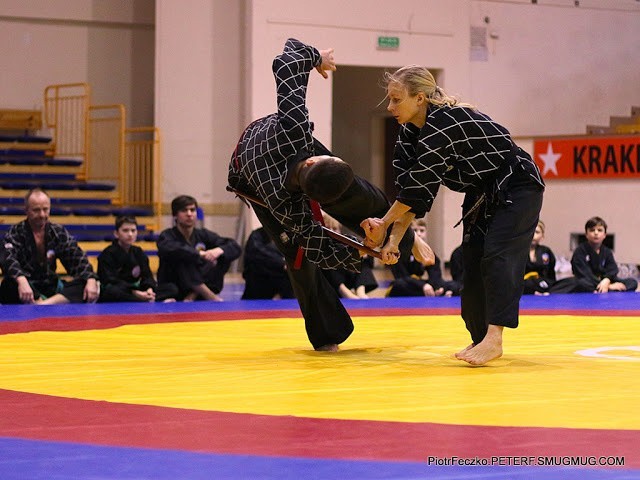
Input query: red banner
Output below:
<box><xmin>533</xmin><ymin>136</ymin><xmax>640</xmax><ymax>179</ymax></box>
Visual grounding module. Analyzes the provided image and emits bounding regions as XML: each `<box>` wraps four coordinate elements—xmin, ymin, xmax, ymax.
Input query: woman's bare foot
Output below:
<box><xmin>411</xmin><ymin>235</ymin><xmax>435</xmax><ymax>266</ymax></box>
<box><xmin>458</xmin><ymin>325</ymin><xmax>504</xmax><ymax>365</ymax></box>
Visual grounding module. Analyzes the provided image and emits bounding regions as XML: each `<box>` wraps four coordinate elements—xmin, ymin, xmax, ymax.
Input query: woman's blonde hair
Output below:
<box><xmin>383</xmin><ymin>65</ymin><xmax>475</xmax><ymax>109</ymax></box>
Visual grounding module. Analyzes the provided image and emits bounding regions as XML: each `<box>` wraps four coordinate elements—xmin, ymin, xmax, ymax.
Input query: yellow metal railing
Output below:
<box><xmin>44</xmin><ymin>83</ymin><xmax>91</xmax><ymax>179</ymax></box>
<box><xmin>44</xmin><ymin>82</ymin><xmax>162</xmax><ymax>232</ymax></box>
<box><xmin>88</xmin><ymin>104</ymin><xmax>125</xmax><ymax>204</ymax></box>
<box><xmin>125</xmin><ymin>127</ymin><xmax>162</xmax><ymax>231</ymax></box>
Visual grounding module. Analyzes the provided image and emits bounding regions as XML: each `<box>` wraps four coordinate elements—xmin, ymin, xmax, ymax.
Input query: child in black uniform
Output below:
<box><xmin>387</xmin><ymin>219</ymin><xmax>446</xmax><ymax>297</ymax></box>
<box><xmin>241</xmin><ymin>227</ymin><xmax>294</xmax><ymax>300</ymax></box>
<box><xmin>523</xmin><ymin>220</ymin><xmax>557</xmax><ymax>295</ymax></box>
<box><xmin>98</xmin><ymin>216</ymin><xmax>178</xmax><ymax>302</ymax></box>
<box><xmin>571</xmin><ymin>216</ymin><xmax>637</xmax><ymax>293</ymax></box>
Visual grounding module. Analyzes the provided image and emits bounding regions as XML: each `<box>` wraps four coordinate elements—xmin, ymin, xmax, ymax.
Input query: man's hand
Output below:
<box><xmin>83</xmin><ymin>278</ymin><xmax>99</xmax><ymax>303</ymax></box>
<box><xmin>360</xmin><ymin>217</ymin><xmax>386</xmax><ymax>248</ymax></box>
<box><xmin>316</xmin><ymin>48</ymin><xmax>336</xmax><ymax>79</ymax></box>
<box><xmin>201</xmin><ymin>247</ymin><xmax>224</xmax><ymax>265</ymax></box>
<box><xmin>17</xmin><ymin>276</ymin><xmax>35</xmax><ymax>304</ymax></box>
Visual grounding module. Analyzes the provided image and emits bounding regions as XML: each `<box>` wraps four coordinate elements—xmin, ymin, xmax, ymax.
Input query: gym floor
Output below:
<box><xmin>0</xmin><ymin>292</ymin><xmax>638</xmax><ymax>479</ymax></box>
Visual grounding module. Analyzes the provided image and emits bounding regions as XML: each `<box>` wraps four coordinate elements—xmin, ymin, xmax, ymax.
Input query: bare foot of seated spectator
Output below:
<box><xmin>608</xmin><ymin>282</ymin><xmax>627</xmax><ymax>292</ymax></box>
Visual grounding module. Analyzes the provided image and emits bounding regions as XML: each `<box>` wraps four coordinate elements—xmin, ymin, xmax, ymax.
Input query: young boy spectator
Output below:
<box><xmin>0</xmin><ymin>187</ymin><xmax>99</xmax><ymax>304</ymax></box>
<box><xmin>98</xmin><ymin>216</ymin><xmax>178</xmax><ymax>302</ymax></box>
<box><xmin>157</xmin><ymin>195</ymin><xmax>241</xmax><ymax>301</ymax></box>
<box><xmin>523</xmin><ymin>220</ymin><xmax>557</xmax><ymax>295</ymax></box>
<box><xmin>241</xmin><ymin>226</ymin><xmax>294</xmax><ymax>300</ymax></box>
<box><xmin>387</xmin><ymin>219</ymin><xmax>446</xmax><ymax>297</ymax></box>
<box><xmin>571</xmin><ymin>216</ymin><xmax>637</xmax><ymax>293</ymax></box>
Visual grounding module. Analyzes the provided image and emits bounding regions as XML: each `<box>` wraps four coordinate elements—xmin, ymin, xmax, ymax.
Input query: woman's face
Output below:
<box><xmin>386</xmin><ymin>83</ymin><xmax>425</xmax><ymax>127</ymax></box>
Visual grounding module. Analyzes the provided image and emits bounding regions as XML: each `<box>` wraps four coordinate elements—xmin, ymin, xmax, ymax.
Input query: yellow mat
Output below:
<box><xmin>1</xmin><ymin>314</ymin><xmax>638</xmax><ymax>430</ymax></box>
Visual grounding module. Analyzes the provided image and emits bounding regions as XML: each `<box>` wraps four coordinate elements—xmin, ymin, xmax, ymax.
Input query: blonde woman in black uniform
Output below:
<box><xmin>361</xmin><ymin>66</ymin><xmax>545</xmax><ymax>365</ymax></box>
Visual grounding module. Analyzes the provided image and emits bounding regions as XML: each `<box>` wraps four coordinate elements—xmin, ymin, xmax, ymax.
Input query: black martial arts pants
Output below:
<box><xmin>252</xmin><ymin>203</ymin><xmax>354</xmax><ymax>349</ymax></box>
<box><xmin>461</xmin><ymin>178</ymin><xmax>544</xmax><ymax>345</ymax></box>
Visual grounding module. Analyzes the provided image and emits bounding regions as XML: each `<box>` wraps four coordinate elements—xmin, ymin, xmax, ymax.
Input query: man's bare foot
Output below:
<box><xmin>454</xmin><ymin>343</ymin><xmax>475</xmax><ymax>359</ymax></box>
<box><xmin>315</xmin><ymin>344</ymin><xmax>339</xmax><ymax>352</ymax></box>
<box><xmin>458</xmin><ymin>325</ymin><xmax>504</xmax><ymax>365</ymax></box>
<box><xmin>411</xmin><ymin>236</ymin><xmax>435</xmax><ymax>266</ymax></box>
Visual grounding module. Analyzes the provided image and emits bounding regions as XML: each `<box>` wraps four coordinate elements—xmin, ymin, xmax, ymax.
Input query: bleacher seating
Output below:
<box><xmin>0</xmin><ymin>132</ymin><xmax>160</xmax><ymax>273</ymax></box>
<box><xmin>587</xmin><ymin>106</ymin><xmax>640</xmax><ymax>135</ymax></box>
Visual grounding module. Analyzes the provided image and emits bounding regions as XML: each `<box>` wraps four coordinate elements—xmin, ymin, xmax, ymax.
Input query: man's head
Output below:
<box><xmin>25</xmin><ymin>187</ymin><xmax>51</xmax><ymax>231</ymax></box>
<box><xmin>171</xmin><ymin>195</ymin><xmax>198</xmax><ymax>229</ymax></box>
<box><xmin>114</xmin><ymin>215</ymin><xmax>138</xmax><ymax>249</ymax></box>
<box><xmin>298</xmin><ymin>155</ymin><xmax>354</xmax><ymax>204</ymax></box>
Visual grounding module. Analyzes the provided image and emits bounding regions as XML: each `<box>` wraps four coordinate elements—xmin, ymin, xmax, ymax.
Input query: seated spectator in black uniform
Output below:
<box><xmin>320</xmin><ymin>214</ymin><xmax>378</xmax><ymax>299</ymax></box>
<box><xmin>0</xmin><ymin>187</ymin><xmax>98</xmax><ymax>305</ymax></box>
<box><xmin>387</xmin><ymin>219</ymin><xmax>446</xmax><ymax>297</ymax></box>
<box><xmin>523</xmin><ymin>220</ymin><xmax>557</xmax><ymax>295</ymax></box>
<box><xmin>443</xmin><ymin>243</ymin><xmax>464</xmax><ymax>297</ymax></box>
<box><xmin>157</xmin><ymin>195</ymin><xmax>241</xmax><ymax>301</ymax></box>
<box><xmin>241</xmin><ymin>226</ymin><xmax>294</xmax><ymax>300</ymax></box>
<box><xmin>570</xmin><ymin>216</ymin><xmax>637</xmax><ymax>293</ymax></box>
<box><xmin>98</xmin><ymin>216</ymin><xmax>178</xmax><ymax>303</ymax></box>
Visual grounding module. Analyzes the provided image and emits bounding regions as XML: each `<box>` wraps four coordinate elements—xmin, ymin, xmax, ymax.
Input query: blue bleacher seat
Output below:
<box><xmin>6</xmin><ymin>157</ymin><xmax>49</xmax><ymax>166</ymax></box>
<box><xmin>50</xmin><ymin>206</ymin><xmax>73</xmax><ymax>216</ymax></box>
<box><xmin>77</xmin><ymin>182</ymin><xmax>115</xmax><ymax>191</ymax></box>
<box><xmin>114</xmin><ymin>206</ymin><xmax>154</xmax><ymax>216</ymax></box>
<box><xmin>0</xmin><ymin>135</ymin><xmax>51</xmax><ymax>143</ymax></box>
<box><xmin>0</xmin><ymin>206</ymin><xmax>24</xmax><ymax>215</ymax></box>
<box><xmin>71</xmin><ymin>207</ymin><xmax>112</xmax><ymax>216</ymax></box>
<box><xmin>40</xmin><ymin>182</ymin><xmax>76</xmax><ymax>191</ymax></box>
<box><xmin>47</xmin><ymin>158</ymin><xmax>83</xmax><ymax>167</ymax></box>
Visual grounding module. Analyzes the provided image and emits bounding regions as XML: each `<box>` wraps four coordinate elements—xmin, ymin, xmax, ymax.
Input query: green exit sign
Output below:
<box><xmin>377</xmin><ymin>36</ymin><xmax>400</xmax><ymax>50</ymax></box>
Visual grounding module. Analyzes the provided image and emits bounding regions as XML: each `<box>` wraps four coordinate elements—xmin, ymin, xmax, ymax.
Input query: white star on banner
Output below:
<box><xmin>538</xmin><ymin>142</ymin><xmax>561</xmax><ymax>176</ymax></box>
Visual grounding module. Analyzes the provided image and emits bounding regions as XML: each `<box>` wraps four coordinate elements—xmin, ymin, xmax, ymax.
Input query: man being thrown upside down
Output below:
<box><xmin>228</xmin><ymin>38</ymin><xmax>433</xmax><ymax>352</ymax></box>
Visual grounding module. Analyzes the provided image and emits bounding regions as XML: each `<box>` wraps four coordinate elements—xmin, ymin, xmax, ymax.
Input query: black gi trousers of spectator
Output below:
<box><xmin>461</xmin><ymin>172</ymin><xmax>544</xmax><ymax>345</ymax></box>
